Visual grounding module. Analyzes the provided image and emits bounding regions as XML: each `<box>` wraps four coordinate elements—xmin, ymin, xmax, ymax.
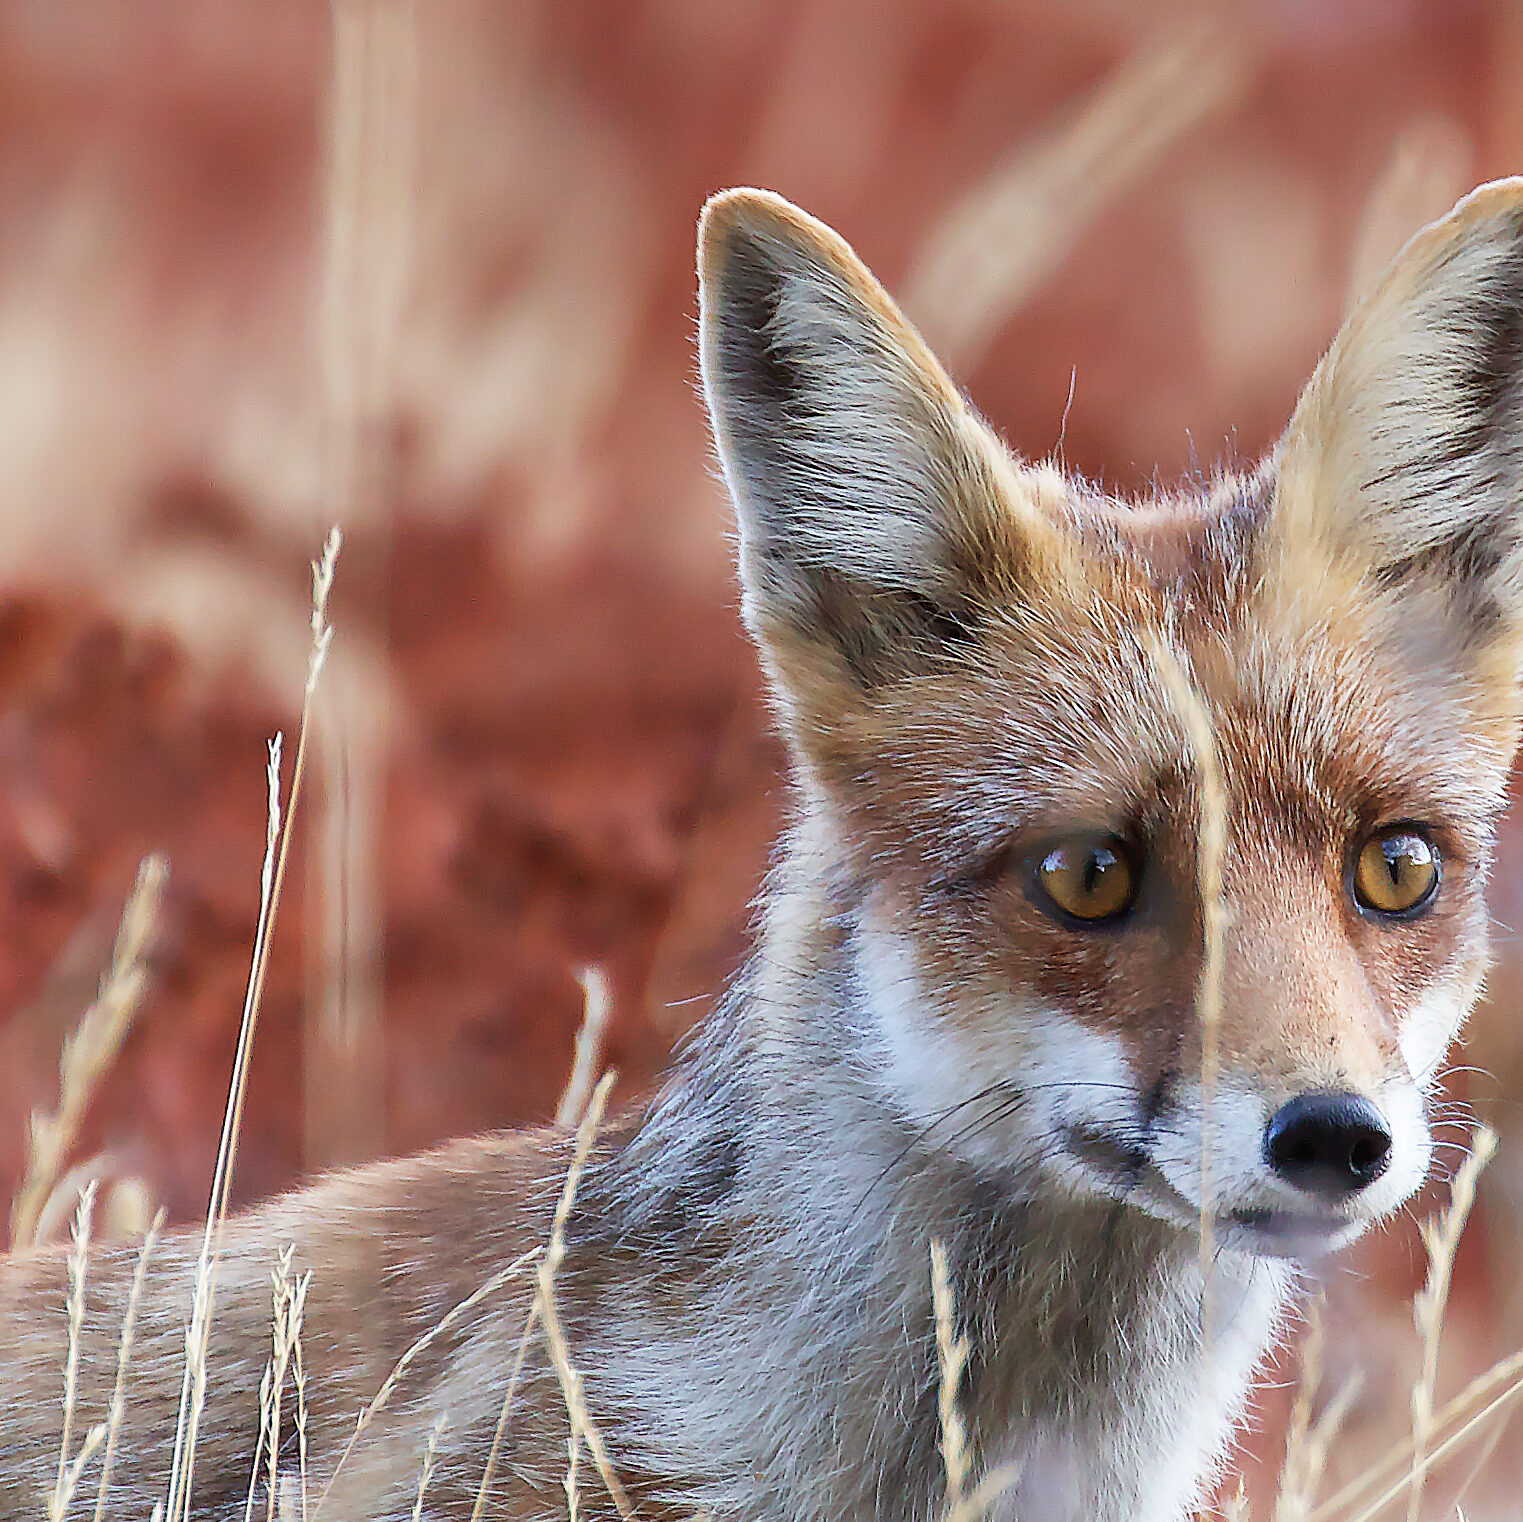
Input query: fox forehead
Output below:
<box><xmin>817</xmin><ymin>465</ymin><xmax>1506</xmax><ymax>881</ymax></box>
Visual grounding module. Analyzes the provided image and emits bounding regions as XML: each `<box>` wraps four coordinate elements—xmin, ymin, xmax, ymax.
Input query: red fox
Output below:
<box><xmin>3</xmin><ymin>179</ymin><xmax>1523</xmax><ymax>1521</ymax></box>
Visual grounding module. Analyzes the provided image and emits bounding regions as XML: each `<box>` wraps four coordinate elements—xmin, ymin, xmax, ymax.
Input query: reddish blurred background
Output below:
<box><xmin>0</xmin><ymin>0</ymin><xmax>1521</xmax><ymax>1511</ymax></box>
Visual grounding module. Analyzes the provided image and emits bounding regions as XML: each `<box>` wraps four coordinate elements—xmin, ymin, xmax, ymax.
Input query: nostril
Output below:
<box><xmin>1265</xmin><ymin>1093</ymin><xmax>1393</xmax><ymax>1201</ymax></box>
<box><xmin>1349</xmin><ymin>1131</ymin><xmax>1388</xmax><ymax>1177</ymax></box>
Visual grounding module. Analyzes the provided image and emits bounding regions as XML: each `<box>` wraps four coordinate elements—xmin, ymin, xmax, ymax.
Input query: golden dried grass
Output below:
<box><xmin>930</xmin><ymin>1238</ymin><xmax>1019</xmax><ymax>1522</ymax></box>
<box><xmin>1150</xmin><ymin>634</ymin><xmax>1228</xmax><ymax>1330</ymax></box>
<box><xmin>11</xmin><ymin>852</ymin><xmax>168</xmax><ymax>1249</ymax></box>
<box><xmin>164</xmin><ymin>528</ymin><xmax>341</xmax><ymax>1522</ymax></box>
<box><xmin>905</xmin><ymin>24</ymin><xmax>1244</xmax><ymax>372</ymax></box>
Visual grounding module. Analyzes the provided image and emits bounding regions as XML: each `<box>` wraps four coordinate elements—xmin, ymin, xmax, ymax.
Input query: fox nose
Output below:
<box><xmin>1264</xmin><ymin>1093</ymin><xmax>1392</xmax><ymax>1200</ymax></box>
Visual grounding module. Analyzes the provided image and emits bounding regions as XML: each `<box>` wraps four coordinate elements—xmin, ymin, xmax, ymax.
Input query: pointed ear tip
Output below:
<box><xmin>700</xmin><ymin>187</ymin><xmax>811</xmax><ymax>243</ymax></box>
<box><xmin>1391</xmin><ymin>178</ymin><xmax>1523</xmax><ymax>269</ymax></box>
<box><xmin>1453</xmin><ymin>175</ymin><xmax>1523</xmax><ymax>214</ymax></box>
<box><xmin>697</xmin><ymin>188</ymin><xmax>847</xmax><ymax>283</ymax></box>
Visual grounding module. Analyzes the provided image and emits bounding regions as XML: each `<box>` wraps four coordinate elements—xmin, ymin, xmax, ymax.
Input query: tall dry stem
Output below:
<box><xmin>1308</xmin><ymin>1346</ymin><xmax>1523</xmax><ymax>1522</ymax></box>
<box><xmin>52</xmin><ymin>1180</ymin><xmax>99</xmax><ymax>1521</ymax></box>
<box><xmin>928</xmin><ymin>1237</ymin><xmax>1020</xmax><ymax>1522</ymax></box>
<box><xmin>1272</xmin><ymin>1293</ymin><xmax>1362</xmax><ymax>1522</ymax></box>
<box><xmin>11</xmin><ymin>853</ymin><xmax>168</xmax><ymax>1247</ymax></box>
<box><xmin>563</xmin><ymin>1431</ymin><xmax>583</xmax><ymax>1522</ymax></box>
<box><xmin>163</xmin><ymin>528</ymin><xmax>341</xmax><ymax>1522</ymax></box>
<box><xmin>556</xmin><ymin>967</ymin><xmax>612</xmax><ymax>1129</ymax></box>
<box><xmin>1151</xmin><ymin>638</ymin><xmax>1229</xmax><ymax>1340</ymax></box>
<box><xmin>469</xmin><ymin>1300</ymin><xmax>542</xmax><ymax>1521</ymax></box>
<box><xmin>536</xmin><ymin>1069</ymin><xmax>635</xmax><ymax>1522</ymax></box>
<box><xmin>95</xmin><ymin>1206</ymin><xmax>167</xmax><ymax>1522</ymax></box>
<box><xmin>1276</xmin><ymin>1295</ymin><xmax>1330</xmax><ymax>1522</ymax></box>
<box><xmin>930</xmin><ymin>1239</ymin><xmax>971</xmax><ymax>1512</ymax></box>
<box><xmin>904</xmin><ymin>24</ymin><xmax>1243</xmax><ymax>370</ymax></box>
<box><xmin>314</xmin><ymin>1246</ymin><xmax>540</xmax><ymax>1517</ymax></box>
<box><xmin>307</xmin><ymin>0</ymin><xmax>417</xmax><ymax>1172</ymax></box>
<box><xmin>410</xmin><ymin>1416</ymin><xmax>447</xmax><ymax>1522</ymax></box>
<box><xmin>247</xmin><ymin>1245</ymin><xmax>314</xmax><ymax>1522</ymax></box>
<box><xmin>1406</xmin><ymin>1126</ymin><xmax>1497</xmax><ymax>1522</ymax></box>
<box><xmin>474</xmin><ymin>964</ymin><xmax>614</xmax><ymax>1518</ymax></box>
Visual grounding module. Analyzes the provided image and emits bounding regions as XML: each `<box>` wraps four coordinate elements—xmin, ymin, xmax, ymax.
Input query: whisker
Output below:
<box><xmin>846</xmin><ymin>1078</ymin><xmax>1142</xmax><ymax>1223</ymax></box>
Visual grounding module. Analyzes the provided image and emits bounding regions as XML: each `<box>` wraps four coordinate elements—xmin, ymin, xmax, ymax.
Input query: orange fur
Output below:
<box><xmin>6</xmin><ymin>181</ymin><xmax>1523</xmax><ymax>1521</ymax></box>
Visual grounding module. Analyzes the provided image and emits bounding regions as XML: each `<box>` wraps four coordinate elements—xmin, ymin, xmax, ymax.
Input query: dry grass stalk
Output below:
<box><xmin>1300</xmin><ymin>1131</ymin><xmax>1509</xmax><ymax>1522</ymax></box>
<box><xmin>95</xmin><ymin>1206</ymin><xmax>167</xmax><ymax>1522</ymax></box>
<box><xmin>314</xmin><ymin>1246</ymin><xmax>540</xmax><ymax>1518</ymax></box>
<box><xmin>307</xmin><ymin>0</ymin><xmax>417</xmax><ymax>1173</ymax></box>
<box><xmin>50</xmin><ymin>1425</ymin><xmax>107</xmax><ymax>1522</ymax></box>
<box><xmin>1290</xmin><ymin>1370</ymin><xmax>1363</xmax><ymax>1522</ymax></box>
<box><xmin>904</xmin><ymin>24</ymin><xmax>1244</xmax><ymax>370</ymax></box>
<box><xmin>1406</xmin><ymin>1126</ymin><xmax>1498</xmax><ymax>1522</ymax></box>
<box><xmin>939</xmin><ymin>1461</ymin><xmax>1023</xmax><ymax>1522</ymax></box>
<box><xmin>1222</xmin><ymin>1477</ymin><xmax>1252</xmax><ymax>1522</ymax></box>
<box><xmin>164</xmin><ymin>734</ymin><xmax>284</xmax><ymax>1522</ymax></box>
<box><xmin>468</xmin><ymin>1298</ymin><xmax>541</xmax><ymax>1520</ymax></box>
<box><xmin>271</xmin><ymin>1251</ymin><xmax>314</xmax><ymax>1522</ymax></box>
<box><xmin>1275</xmin><ymin>1294</ymin><xmax>1330</xmax><ymax>1522</ymax></box>
<box><xmin>247</xmin><ymin>1245</ymin><xmax>313</xmax><ymax>1522</ymax></box>
<box><xmin>1274</xmin><ymin>1294</ymin><xmax>1361</xmax><ymax>1522</ymax></box>
<box><xmin>246</xmin><ymin>1373</ymin><xmax>273</xmax><ymax>1522</ymax></box>
<box><xmin>556</xmin><ymin>966</ymin><xmax>613</xmax><ymax>1129</ymax></box>
<box><xmin>11</xmin><ymin>853</ymin><xmax>169</xmax><ymax>1248</ymax></box>
<box><xmin>1308</xmin><ymin>1346</ymin><xmax>1523</xmax><ymax>1522</ymax></box>
<box><xmin>32</xmin><ymin>1156</ymin><xmax>156</xmax><ymax>1250</ymax></box>
<box><xmin>292</xmin><ymin>1295</ymin><xmax>311</xmax><ymax>1522</ymax></box>
<box><xmin>1437</xmin><ymin>1396</ymin><xmax>1512</xmax><ymax>1522</ymax></box>
<box><xmin>564</xmin><ymin>1431</ymin><xmax>583</xmax><ymax>1522</ymax></box>
<box><xmin>1340</xmin><ymin>1378</ymin><xmax>1521</xmax><ymax>1522</ymax></box>
<box><xmin>164</xmin><ymin>527</ymin><xmax>341</xmax><ymax>1522</ymax></box>
<box><xmin>1345</xmin><ymin>115</ymin><xmax>1473</xmax><ymax>313</ymax></box>
<box><xmin>930</xmin><ymin>1238</ymin><xmax>971</xmax><ymax>1511</ymax></box>
<box><xmin>1151</xmin><ymin>638</ymin><xmax>1229</xmax><ymax>1332</ymax></box>
<box><xmin>475</xmin><ymin>970</ymin><xmax>618</xmax><ymax>1516</ymax></box>
<box><xmin>928</xmin><ymin>1238</ymin><xmax>1020</xmax><ymax>1522</ymax></box>
<box><xmin>52</xmin><ymin>1180</ymin><xmax>99</xmax><ymax>1520</ymax></box>
<box><xmin>411</xmin><ymin>1415</ymin><xmax>447</xmax><ymax>1522</ymax></box>
<box><xmin>322</xmin><ymin>0</ymin><xmax>416</xmax><ymax>510</ymax></box>
<box><xmin>536</xmin><ymin>1069</ymin><xmax>635</xmax><ymax>1522</ymax></box>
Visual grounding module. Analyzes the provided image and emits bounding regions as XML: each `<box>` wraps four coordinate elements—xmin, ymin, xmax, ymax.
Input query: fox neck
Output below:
<box><xmin>571</xmin><ymin>844</ymin><xmax>1294</xmax><ymax>1522</ymax></box>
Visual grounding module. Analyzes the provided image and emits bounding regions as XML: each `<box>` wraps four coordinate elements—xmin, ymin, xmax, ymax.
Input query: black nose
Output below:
<box><xmin>1264</xmin><ymin>1093</ymin><xmax>1392</xmax><ymax>1200</ymax></box>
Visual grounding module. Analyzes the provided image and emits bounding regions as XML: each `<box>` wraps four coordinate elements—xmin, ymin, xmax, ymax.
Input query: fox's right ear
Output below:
<box><xmin>1273</xmin><ymin>179</ymin><xmax>1523</xmax><ymax>720</ymax></box>
<box><xmin>697</xmin><ymin>189</ymin><xmax>1053</xmax><ymax>737</ymax></box>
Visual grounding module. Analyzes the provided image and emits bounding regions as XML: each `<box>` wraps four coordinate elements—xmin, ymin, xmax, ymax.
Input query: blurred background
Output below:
<box><xmin>0</xmin><ymin>0</ymin><xmax>1520</xmax><ymax>1512</ymax></box>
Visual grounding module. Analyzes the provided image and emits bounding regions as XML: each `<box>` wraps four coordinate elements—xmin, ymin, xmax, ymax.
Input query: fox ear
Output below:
<box><xmin>1274</xmin><ymin>180</ymin><xmax>1523</xmax><ymax>669</ymax></box>
<box><xmin>697</xmin><ymin>189</ymin><xmax>1040</xmax><ymax>716</ymax></box>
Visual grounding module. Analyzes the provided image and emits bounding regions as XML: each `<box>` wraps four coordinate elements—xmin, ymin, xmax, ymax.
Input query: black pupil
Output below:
<box><xmin>1382</xmin><ymin>835</ymin><xmax>1429</xmax><ymax>883</ymax></box>
<box><xmin>1082</xmin><ymin>848</ymin><xmax>1116</xmax><ymax>894</ymax></box>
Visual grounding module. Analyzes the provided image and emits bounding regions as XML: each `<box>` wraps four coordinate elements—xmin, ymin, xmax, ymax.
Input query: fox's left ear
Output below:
<box><xmin>696</xmin><ymin>188</ymin><xmax>1056</xmax><ymax>745</ymax></box>
<box><xmin>1274</xmin><ymin>179</ymin><xmax>1523</xmax><ymax>687</ymax></box>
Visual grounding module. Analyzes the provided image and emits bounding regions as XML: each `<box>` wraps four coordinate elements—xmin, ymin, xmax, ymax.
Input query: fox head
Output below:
<box><xmin>697</xmin><ymin>182</ymin><xmax>1523</xmax><ymax>1259</ymax></box>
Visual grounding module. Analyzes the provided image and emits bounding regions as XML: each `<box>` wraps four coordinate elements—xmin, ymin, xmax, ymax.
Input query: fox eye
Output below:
<box><xmin>1035</xmin><ymin>836</ymin><xmax>1138</xmax><ymax>923</ymax></box>
<box><xmin>1352</xmin><ymin>827</ymin><xmax>1440</xmax><ymax>917</ymax></box>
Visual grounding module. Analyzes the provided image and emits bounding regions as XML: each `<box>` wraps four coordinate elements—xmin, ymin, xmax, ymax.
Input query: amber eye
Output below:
<box><xmin>1353</xmin><ymin>828</ymin><xmax>1440</xmax><ymax>917</ymax></box>
<box><xmin>1035</xmin><ymin>836</ymin><xmax>1139</xmax><ymax>923</ymax></box>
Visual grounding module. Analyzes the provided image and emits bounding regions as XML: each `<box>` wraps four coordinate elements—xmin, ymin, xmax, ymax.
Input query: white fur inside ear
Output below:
<box><xmin>1276</xmin><ymin>182</ymin><xmax>1523</xmax><ymax>625</ymax></box>
<box><xmin>703</xmin><ymin>230</ymin><xmax>966</xmax><ymax>577</ymax></box>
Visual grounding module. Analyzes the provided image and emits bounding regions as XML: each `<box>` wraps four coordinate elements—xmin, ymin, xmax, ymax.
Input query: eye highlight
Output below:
<box><xmin>1035</xmin><ymin>836</ymin><xmax>1139</xmax><ymax>923</ymax></box>
<box><xmin>1352</xmin><ymin>827</ymin><xmax>1440</xmax><ymax>917</ymax></box>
